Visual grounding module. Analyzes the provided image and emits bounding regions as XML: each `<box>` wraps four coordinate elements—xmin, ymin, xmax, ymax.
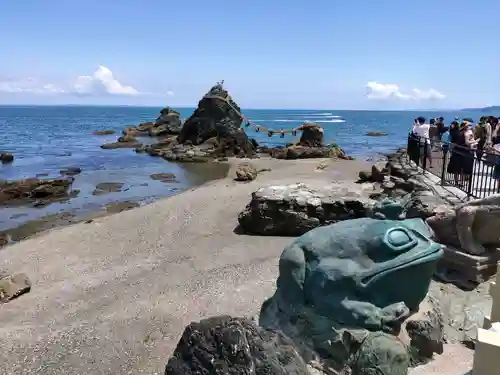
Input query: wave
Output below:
<box><xmin>249</xmin><ymin>118</ymin><xmax>345</xmax><ymax>123</ymax></box>
<box><xmin>313</xmin><ymin>119</ymin><xmax>346</xmax><ymax>123</ymax></box>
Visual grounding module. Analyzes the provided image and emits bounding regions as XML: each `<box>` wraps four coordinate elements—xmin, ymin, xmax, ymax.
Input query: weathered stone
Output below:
<box><xmin>92</xmin><ymin>129</ymin><xmax>115</xmax><ymax>135</ymax></box>
<box><xmin>118</xmin><ymin>134</ymin><xmax>138</xmax><ymax>143</ymax></box>
<box><xmin>104</xmin><ymin>200</ymin><xmax>140</xmax><ymax>214</ymax></box>
<box><xmin>177</xmin><ymin>83</ymin><xmax>257</xmax><ymax>158</ymax></box>
<box><xmin>238</xmin><ymin>182</ymin><xmax>377</xmax><ymax>236</ymax></box>
<box><xmin>259</xmin><ymin>218</ymin><xmax>443</xmax><ymax>371</ymax></box>
<box><xmin>150</xmin><ymin>173</ymin><xmax>178</xmax><ymax>183</ymax></box>
<box><xmin>151</xmin><ymin>107</ymin><xmax>182</xmax><ymax>135</ymax></box>
<box><xmin>401</xmin><ymin>295</ymin><xmax>444</xmax><ymax>366</ymax></box>
<box><xmin>235</xmin><ymin>163</ymin><xmax>257</xmax><ymax>181</ymax></box>
<box><xmin>0</xmin><ymin>273</ymin><xmax>31</xmax><ymax>302</ymax></box>
<box><xmin>0</xmin><ymin>152</ymin><xmax>14</xmax><ymax>164</ymax></box>
<box><xmin>60</xmin><ymin>167</ymin><xmax>82</xmax><ymax>176</ymax></box>
<box><xmin>350</xmin><ymin>332</ymin><xmax>409</xmax><ymax>375</ymax></box>
<box><xmin>92</xmin><ymin>182</ymin><xmax>124</xmax><ymax>196</ymax></box>
<box><xmin>100</xmin><ymin>141</ymin><xmax>142</xmax><ymax>149</ymax></box>
<box><xmin>0</xmin><ymin>178</ymin><xmax>75</xmax><ymax>207</ymax></box>
<box><xmin>165</xmin><ymin>315</ymin><xmax>309</xmax><ymax>375</ymax></box>
<box><xmin>426</xmin><ymin>194</ymin><xmax>500</xmax><ymax>255</ymax></box>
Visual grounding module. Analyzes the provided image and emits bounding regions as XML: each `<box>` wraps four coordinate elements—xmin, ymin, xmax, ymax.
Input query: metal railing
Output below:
<box><xmin>407</xmin><ymin>132</ymin><xmax>500</xmax><ymax>199</ymax></box>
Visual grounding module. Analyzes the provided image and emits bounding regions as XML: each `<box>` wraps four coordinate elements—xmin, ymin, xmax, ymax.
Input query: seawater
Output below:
<box><xmin>0</xmin><ymin>105</ymin><xmax>483</xmax><ymax>230</ymax></box>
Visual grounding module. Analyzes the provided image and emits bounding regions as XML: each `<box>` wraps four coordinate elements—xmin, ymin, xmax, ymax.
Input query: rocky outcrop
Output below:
<box><xmin>259</xmin><ymin>218</ymin><xmax>444</xmax><ymax>372</ymax></box>
<box><xmin>150</xmin><ymin>107</ymin><xmax>182</xmax><ymax>136</ymax></box>
<box><xmin>0</xmin><ymin>152</ymin><xmax>14</xmax><ymax>164</ymax></box>
<box><xmin>165</xmin><ymin>316</ymin><xmax>309</xmax><ymax>375</ymax></box>
<box><xmin>0</xmin><ymin>273</ymin><xmax>31</xmax><ymax>303</ymax></box>
<box><xmin>150</xmin><ymin>173</ymin><xmax>178</xmax><ymax>183</ymax></box>
<box><xmin>101</xmin><ymin>140</ymin><xmax>142</xmax><ymax>149</ymax></box>
<box><xmin>177</xmin><ymin>84</ymin><xmax>257</xmax><ymax>158</ymax></box>
<box><xmin>237</xmin><ymin>182</ymin><xmax>378</xmax><ymax>236</ymax></box>
<box><xmin>426</xmin><ymin>194</ymin><xmax>500</xmax><ymax>255</ymax></box>
<box><xmin>92</xmin><ymin>129</ymin><xmax>115</xmax><ymax>135</ymax></box>
<box><xmin>268</xmin><ymin>123</ymin><xmax>352</xmax><ymax>160</ymax></box>
<box><xmin>60</xmin><ymin>167</ymin><xmax>82</xmax><ymax>176</ymax></box>
<box><xmin>92</xmin><ymin>182</ymin><xmax>123</xmax><ymax>196</ymax></box>
<box><xmin>0</xmin><ymin>178</ymin><xmax>76</xmax><ymax>207</ymax></box>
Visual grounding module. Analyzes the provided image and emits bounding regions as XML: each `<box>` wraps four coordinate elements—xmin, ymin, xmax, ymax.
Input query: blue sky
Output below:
<box><xmin>0</xmin><ymin>0</ymin><xmax>498</xmax><ymax>109</ymax></box>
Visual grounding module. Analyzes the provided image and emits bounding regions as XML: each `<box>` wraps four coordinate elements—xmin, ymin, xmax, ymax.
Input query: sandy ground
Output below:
<box><xmin>0</xmin><ymin>157</ymin><xmax>369</xmax><ymax>375</ymax></box>
<box><xmin>0</xmin><ymin>156</ymin><xmax>477</xmax><ymax>375</ymax></box>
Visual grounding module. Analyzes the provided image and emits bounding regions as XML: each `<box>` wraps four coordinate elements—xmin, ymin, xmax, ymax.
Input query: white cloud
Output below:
<box><xmin>72</xmin><ymin>65</ymin><xmax>139</xmax><ymax>96</ymax></box>
<box><xmin>166</xmin><ymin>90</ymin><xmax>174</xmax><ymax>97</ymax></box>
<box><xmin>0</xmin><ymin>65</ymin><xmax>148</xmax><ymax>97</ymax></box>
<box><xmin>365</xmin><ymin>81</ymin><xmax>445</xmax><ymax>101</ymax></box>
<box><xmin>0</xmin><ymin>77</ymin><xmax>65</xmax><ymax>94</ymax></box>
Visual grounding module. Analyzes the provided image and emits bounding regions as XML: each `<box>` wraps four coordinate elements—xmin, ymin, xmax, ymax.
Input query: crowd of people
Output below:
<box><xmin>408</xmin><ymin>115</ymin><xmax>500</xmax><ymax>191</ymax></box>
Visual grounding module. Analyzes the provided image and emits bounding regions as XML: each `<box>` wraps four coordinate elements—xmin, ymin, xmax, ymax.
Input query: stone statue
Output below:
<box><xmin>259</xmin><ymin>217</ymin><xmax>443</xmax><ymax>371</ymax></box>
<box><xmin>426</xmin><ymin>194</ymin><xmax>500</xmax><ymax>255</ymax></box>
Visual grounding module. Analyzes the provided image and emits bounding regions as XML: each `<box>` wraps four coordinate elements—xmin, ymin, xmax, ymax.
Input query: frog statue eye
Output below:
<box><xmin>382</xmin><ymin>227</ymin><xmax>418</xmax><ymax>253</ymax></box>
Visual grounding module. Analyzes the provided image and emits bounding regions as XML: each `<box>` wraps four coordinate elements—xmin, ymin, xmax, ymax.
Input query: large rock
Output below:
<box><xmin>177</xmin><ymin>83</ymin><xmax>257</xmax><ymax>157</ymax></box>
<box><xmin>165</xmin><ymin>316</ymin><xmax>309</xmax><ymax>375</ymax></box>
<box><xmin>237</xmin><ymin>182</ymin><xmax>377</xmax><ymax>236</ymax></box>
<box><xmin>150</xmin><ymin>107</ymin><xmax>182</xmax><ymax>136</ymax></box>
<box><xmin>0</xmin><ymin>273</ymin><xmax>31</xmax><ymax>302</ymax></box>
<box><xmin>426</xmin><ymin>194</ymin><xmax>500</xmax><ymax>255</ymax></box>
<box><xmin>259</xmin><ymin>218</ymin><xmax>444</xmax><ymax>371</ymax></box>
<box><xmin>0</xmin><ymin>178</ymin><xmax>76</xmax><ymax>207</ymax></box>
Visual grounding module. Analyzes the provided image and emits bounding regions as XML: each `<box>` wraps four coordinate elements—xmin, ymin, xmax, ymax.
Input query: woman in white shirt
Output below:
<box><xmin>412</xmin><ymin>116</ymin><xmax>432</xmax><ymax>168</ymax></box>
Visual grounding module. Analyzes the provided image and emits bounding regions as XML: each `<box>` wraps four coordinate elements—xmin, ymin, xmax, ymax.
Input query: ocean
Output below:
<box><xmin>0</xmin><ymin>105</ymin><xmax>485</xmax><ymax>232</ymax></box>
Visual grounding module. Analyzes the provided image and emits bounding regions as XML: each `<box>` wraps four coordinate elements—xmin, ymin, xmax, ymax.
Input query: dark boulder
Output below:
<box><xmin>177</xmin><ymin>84</ymin><xmax>257</xmax><ymax>157</ymax></box>
<box><xmin>0</xmin><ymin>178</ymin><xmax>76</xmax><ymax>207</ymax></box>
<box><xmin>0</xmin><ymin>152</ymin><xmax>14</xmax><ymax>164</ymax></box>
<box><xmin>165</xmin><ymin>315</ymin><xmax>309</xmax><ymax>375</ymax></box>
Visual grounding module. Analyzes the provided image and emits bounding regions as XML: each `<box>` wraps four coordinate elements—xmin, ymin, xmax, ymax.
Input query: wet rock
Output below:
<box><xmin>150</xmin><ymin>173</ymin><xmax>178</xmax><ymax>183</ymax></box>
<box><xmin>0</xmin><ymin>273</ymin><xmax>31</xmax><ymax>303</ymax></box>
<box><xmin>271</xmin><ymin>144</ymin><xmax>350</xmax><ymax>160</ymax></box>
<box><xmin>237</xmin><ymin>182</ymin><xmax>378</xmax><ymax>236</ymax></box>
<box><xmin>92</xmin><ymin>182</ymin><xmax>124</xmax><ymax>196</ymax></box>
<box><xmin>92</xmin><ymin>129</ymin><xmax>115</xmax><ymax>135</ymax></box>
<box><xmin>104</xmin><ymin>201</ymin><xmax>140</xmax><ymax>214</ymax></box>
<box><xmin>150</xmin><ymin>107</ymin><xmax>182</xmax><ymax>136</ymax></box>
<box><xmin>235</xmin><ymin>163</ymin><xmax>257</xmax><ymax>181</ymax></box>
<box><xmin>177</xmin><ymin>83</ymin><xmax>257</xmax><ymax>158</ymax></box>
<box><xmin>0</xmin><ymin>178</ymin><xmax>75</xmax><ymax>207</ymax></box>
<box><xmin>60</xmin><ymin>167</ymin><xmax>82</xmax><ymax>176</ymax></box>
<box><xmin>366</xmin><ymin>131</ymin><xmax>388</xmax><ymax>136</ymax></box>
<box><xmin>165</xmin><ymin>315</ymin><xmax>309</xmax><ymax>375</ymax></box>
<box><xmin>101</xmin><ymin>141</ymin><xmax>142</xmax><ymax>149</ymax></box>
<box><xmin>0</xmin><ymin>152</ymin><xmax>14</xmax><ymax>164</ymax></box>
<box><xmin>118</xmin><ymin>134</ymin><xmax>138</xmax><ymax>143</ymax></box>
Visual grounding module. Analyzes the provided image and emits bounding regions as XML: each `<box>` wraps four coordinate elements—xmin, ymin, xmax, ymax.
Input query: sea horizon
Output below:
<box><xmin>0</xmin><ymin>103</ymin><xmax>479</xmax><ymax>112</ymax></box>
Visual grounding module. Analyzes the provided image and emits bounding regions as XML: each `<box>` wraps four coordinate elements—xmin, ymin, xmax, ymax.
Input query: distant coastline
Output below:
<box><xmin>460</xmin><ymin>105</ymin><xmax>500</xmax><ymax>112</ymax></box>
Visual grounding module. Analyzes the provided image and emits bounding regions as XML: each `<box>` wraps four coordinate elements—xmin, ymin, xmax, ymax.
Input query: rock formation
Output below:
<box><xmin>237</xmin><ymin>182</ymin><xmax>378</xmax><ymax>236</ymax></box>
<box><xmin>259</xmin><ymin>218</ymin><xmax>444</xmax><ymax>372</ymax></box>
<box><xmin>426</xmin><ymin>194</ymin><xmax>500</xmax><ymax>255</ymax></box>
<box><xmin>150</xmin><ymin>107</ymin><xmax>182</xmax><ymax>136</ymax></box>
<box><xmin>177</xmin><ymin>83</ymin><xmax>257</xmax><ymax>157</ymax></box>
<box><xmin>0</xmin><ymin>178</ymin><xmax>77</xmax><ymax>207</ymax></box>
<box><xmin>269</xmin><ymin>122</ymin><xmax>351</xmax><ymax>160</ymax></box>
<box><xmin>165</xmin><ymin>316</ymin><xmax>309</xmax><ymax>375</ymax></box>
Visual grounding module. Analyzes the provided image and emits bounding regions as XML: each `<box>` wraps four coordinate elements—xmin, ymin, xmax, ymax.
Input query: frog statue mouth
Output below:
<box><xmin>357</xmin><ymin>225</ymin><xmax>443</xmax><ymax>310</ymax></box>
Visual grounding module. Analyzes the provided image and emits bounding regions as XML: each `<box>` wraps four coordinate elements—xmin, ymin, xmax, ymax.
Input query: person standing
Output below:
<box><xmin>412</xmin><ymin>116</ymin><xmax>432</xmax><ymax>168</ymax></box>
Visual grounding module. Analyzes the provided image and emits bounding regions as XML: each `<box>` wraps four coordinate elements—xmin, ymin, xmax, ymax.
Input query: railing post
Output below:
<box><xmin>440</xmin><ymin>147</ymin><xmax>448</xmax><ymax>185</ymax></box>
<box><xmin>422</xmin><ymin>137</ymin><xmax>427</xmax><ymax>172</ymax></box>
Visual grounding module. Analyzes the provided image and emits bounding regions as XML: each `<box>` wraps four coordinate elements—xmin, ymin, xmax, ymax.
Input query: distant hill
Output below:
<box><xmin>461</xmin><ymin>106</ymin><xmax>500</xmax><ymax>113</ymax></box>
